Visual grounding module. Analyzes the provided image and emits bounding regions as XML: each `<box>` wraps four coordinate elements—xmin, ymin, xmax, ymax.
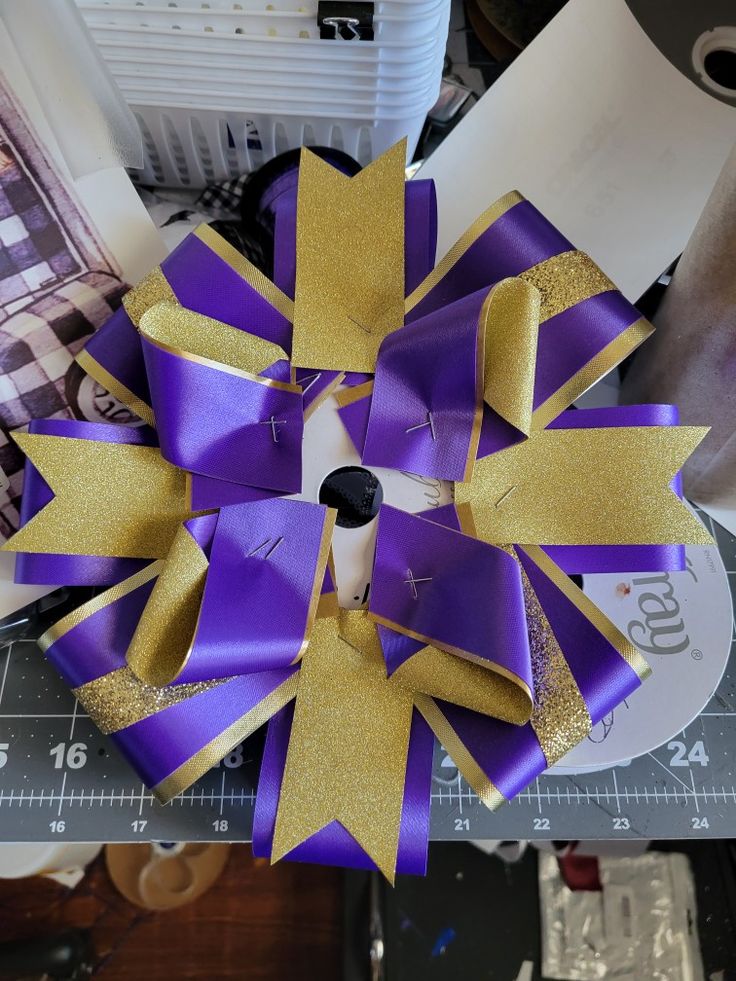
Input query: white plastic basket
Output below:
<box><xmin>86</xmin><ymin>22</ymin><xmax>444</xmax><ymax>60</ymax></box>
<box><xmin>81</xmin><ymin>0</ymin><xmax>449</xmax><ymax>187</ymax></box>
<box><xmin>115</xmin><ymin>76</ymin><xmax>439</xmax><ymax>108</ymax></box>
<box><xmin>79</xmin><ymin>1</ymin><xmax>448</xmax><ymax>41</ymax></box>
<box><xmin>130</xmin><ymin>101</ymin><xmax>433</xmax><ymax>185</ymax></box>
<box><xmin>105</xmin><ymin>54</ymin><xmax>439</xmax><ymax>91</ymax></box>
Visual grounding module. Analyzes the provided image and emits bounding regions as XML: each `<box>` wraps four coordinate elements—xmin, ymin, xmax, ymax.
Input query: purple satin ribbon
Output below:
<box><xmin>371</xmin><ymin>506</ymin><xmax>533</xmax><ymax>693</ymax></box>
<box><xmin>142</xmin><ymin>334</ymin><xmax>303</xmax><ymax>492</ymax></box>
<box><xmin>252</xmin><ymin>702</ymin><xmax>434</xmax><ymax>875</ymax></box>
<box><xmin>181</xmin><ymin>499</ymin><xmax>332</xmax><ymax>680</ymax></box>
<box><xmin>431</xmin><ymin>545</ymin><xmax>644</xmax><ymax>800</ymax></box>
<box><xmin>363</xmin><ymin>290</ymin><xmax>487</xmax><ymax>481</ymax></box>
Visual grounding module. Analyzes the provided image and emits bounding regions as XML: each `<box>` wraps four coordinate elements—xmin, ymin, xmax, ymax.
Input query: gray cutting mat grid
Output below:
<box><xmin>0</xmin><ymin>508</ymin><xmax>734</xmax><ymax>844</ymax></box>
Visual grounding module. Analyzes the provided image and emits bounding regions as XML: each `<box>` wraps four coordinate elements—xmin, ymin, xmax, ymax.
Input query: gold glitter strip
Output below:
<box><xmin>304</xmin><ymin>372</ymin><xmax>346</xmax><ymax>422</ymax></box>
<box><xmin>39</xmin><ymin>561</ymin><xmax>163</xmax><ymax>653</ymax></box>
<box><xmin>153</xmin><ymin>673</ymin><xmax>300</xmax><ymax>804</ymax></box>
<box><xmin>122</xmin><ymin>266</ymin><xmax>178</xmax><ymax>328</ymax></box>
<box><xmin>139</xmin><ymin>329</ymin><xmax>302</xmax><ymax>393</ymax></box>
<box><xmin>405</xmin><ymin>190</ymin><xmax>524</xmax><ymax>313</ymax></box>
<box><xmin>455</xmin><ymin>425</ymin><xmax>712</xmax><ymax>546</ymax></box>
<box><xmin>288</xmin><ymin>508</ymin><xmax>337</xmax><ymax>665</ymax></box>
<box><xmin>392</xmin><ymin>642</ymin><xmax>531</xmax><ymax>723</ymax></box>
<box><xmin>126</xmin><ymin>524</ymin><xmax>209</xmax><ymax>686</ymax></box>
<box><xmin>517</xmin><ymin>560</ymin><xmax>592</xmax><ymax>765</ymax></box>
<box><xmin>4</xmin><ymin>435</ymin><xmax>190</xmax><ymax>558</ymax></box>
<box><xmin>140</xmin><ymin>302</ymin><xmax>287</xmax><ymax>379</ymax></box>
<box><xmin>291</xmin><ymin>144</ymin><xmax>406</xmax><ymax>373</ymax></box>
<box><xmin>271</xmin><ymin>613</ymin><xmax>414</xmax><ymax>883</ymax></box>
<box><xmin>75</xmin><ymin>349</ymin><xmax>155</xmax><ymax>428</ymax></box>
<box><xmin>462</xmin><ymin>288</ymin><xmax>486</xmax><ymax>482</ymax></box>
<box><xmin>454</xmin><ymin>502</ymin><xmax>477</xmax><ymax>537</ymax></box>
<box><xmin>334</xmin><ymin>380</ymin><xmax>374</xmax><ymax>408</ymax></box>
<box><xmin>481</xmin><ymin>278</ymin><xmax>540</xmax><ymax>438</ymax></box>
<box><xmin>73</xmin><ymin>666</ymin><xmax>228</xmax><ymax>734</ymax></box>
<box><xmin>368</xmin><ymin>611</ymin><xmax>533</xmax><ymax>721</ymax></box>
<box><xmin>517</xmin><ymin>545</ymin><xmax>652</xmax><ymax>681</ymax></box>
<box><xmin>519</xmin><ymin>250</ymin><xmax>614</xmax><ymax>323</ymax></box>
<box><xmin>194</xmin><ymin>224</ymin><xmax>295</xmax><ymax>322</ymax></box>
<box><xmin>413</xmin><ymin>694</ymin><xmax>506</xmax><ymax>811</ymax></box>
<box><xmin>531</xmin><ymin>317</ymin><xmax>654</xmax><ymax>431</ymax></box>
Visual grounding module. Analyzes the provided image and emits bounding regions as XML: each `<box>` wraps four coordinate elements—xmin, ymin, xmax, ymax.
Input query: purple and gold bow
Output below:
<box><xmin>3</xmin><ymin>141</ymin><xmax>710</xmax><ymax>881</ymax></box>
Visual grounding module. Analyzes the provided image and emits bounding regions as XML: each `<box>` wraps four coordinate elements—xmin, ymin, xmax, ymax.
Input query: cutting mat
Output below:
<box><xmin>1</xmin><ymin>510</ymin><xmax>734</xmax><ymax>844</ymax></box>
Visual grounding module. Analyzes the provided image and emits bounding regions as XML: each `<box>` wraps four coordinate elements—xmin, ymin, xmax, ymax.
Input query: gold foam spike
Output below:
<box><xmin>3</xmin><ymin>434</ymin><xmax>189</xmax><ymax>558</ymax></box>
<box><xmin>456</xmin><ymin>426</ymin><xmax>712</xmax><ymax>546</ymax></box>
<box><xmin>291</xmin><ymin>143</ymin><xmax>406</xmax><ymax>373</ymax></box>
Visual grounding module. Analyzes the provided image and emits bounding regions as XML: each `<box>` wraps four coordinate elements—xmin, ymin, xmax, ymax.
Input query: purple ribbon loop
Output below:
<box><xmin>363</xmin><ymin>291</ymin><xmax>485</xmax><ymax>481</ymax></box>
<box><xmin>370</xmin><ymin>505</ymin><xmax>533</xmax><ymax>695</ymax></box>
<box><xmin>180</xmin><ymin>499</ymin><xmax>333</xmax><ymax>681</ymax></box>
<box><xmin>142</xmin><ymin>334</ymin><xmax>304</xmax><ymax>492</ymax></box>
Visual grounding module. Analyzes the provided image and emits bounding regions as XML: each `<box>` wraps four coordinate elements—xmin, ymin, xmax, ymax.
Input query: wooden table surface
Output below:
<box><xmin>0</xmin><ymin>846</ymin><xmax>342</xmax><ymax>980</ymax></box>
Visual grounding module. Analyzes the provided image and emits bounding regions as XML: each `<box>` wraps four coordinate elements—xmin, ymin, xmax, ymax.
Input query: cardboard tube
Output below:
<box><xmin>621</xmin><ymin>140</ymin><xmax>736</xmax><ymax>504</ymax></box>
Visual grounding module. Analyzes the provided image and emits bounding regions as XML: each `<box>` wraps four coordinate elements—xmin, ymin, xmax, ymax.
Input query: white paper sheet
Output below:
<box><xmin>419</xmin><ymin>0</ymin><xmax>736</xmax><ymax>302</ymax></box>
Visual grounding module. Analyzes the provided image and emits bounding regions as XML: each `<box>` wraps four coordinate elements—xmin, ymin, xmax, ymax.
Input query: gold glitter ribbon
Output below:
<box><xmin>272</xmin><ymin>612</ymin><xmax>414</xmax><ymax>882</ymax></box>
<box><xmin>126</xmin><ymin>523</ymin><xmax>209</xmax><ymax>686</ymax></box>
<box><xmin>291</xmin><ymin>143</ymin><xmax>406</xmax><ymax>373</ymax></box>
<box><xmin>2</xmin><ymin>433</ymin><xmax>190</xmax><ymax>558</ymax></box>
<box><xmin>456</xmin><ymin>426</ymin><xmax>712</xmax><ymax>546</ymax></box>
<box><xmin>139</xmin><ymin>302</ymin><xmax>290</xmax><ymax>382</ymax></box>
<box><xmin>480</xmin><ymin>278</ymin><xmax>541</xmax><ymax>437</ymax></box>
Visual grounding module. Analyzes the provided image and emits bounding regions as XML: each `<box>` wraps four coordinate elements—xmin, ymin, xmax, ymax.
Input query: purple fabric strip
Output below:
<box><xmin>15</xmin><ymin>419</ymin><xmax>154</xmax><ymax>586</ymax></box>
<box><xmin>83</xmin><ymin>304</ymin><xmax>150</xmax><ymax>406</ymax></box>
<box><xmin>517</xmin><ymin>549</ymin><xmax>642</xmax><ymax>724</ymax></box>
<box><xmin>252</xmin><ymin>703</ymin><xmax>433</xmax><ymax>875</ymax></box>
<box><xmin>296</xmin><ymin>368</ymin><xmax>341</xmax><ymax>415</ymax></box>
<box><xmin>376</xmin><ymin>503</ymin><xmax>464</xmax><ymax>675</ymax></box>
<box><xmin>184</xmin><ymin>512</ymin><xmax>218</xmax><ymax>555</ymax></box>
<box><xmin>164</xmin><ymin>233</ymin><xmax>293</xmax><ymax>352</ymax></box>
<box><xmin>44</xmin><ymin>574</ymin><xmax>156</xmax><ymax>688</ymax></box>
<box><xmin>189</xmin><ymin>473</ymin><xmax>281</xmax><ymax>511</ymax></box>
<box><xmin>114</xmin><ymin>665</ymin><xmax>297</xmax><ymax>790</ymax></box>
<box><xmin>342</xmin><ymin>372</ymin><xmax>373</xmax><ymax>387</ymax></box>
<box><xmin>404</xmin><ymin>180</ymin><xmax>437</xmax><ymax>296</ymax></box>
<box><xmin>337</xmin><ymin>393</ymin><xmax>371</xmax><ymax>456</ymax></box>
<box><xmin>181</xmin><ymin>499</ymin><xmax>331</xmax><ymax>680</ymax></box>
<box><xmin>370</xmin><ymin>506</ymin><xmax>533</xmax><ymax>692</ymax></box>
<box><xmin>142</xmin><ymin>336</ymin><xmax>303</xmax><ymax>492</ymax></box>
<box><xmin>477</xmin><ymin>404</ymin><xmax>526</xmax><ymax>459</ymax></box>
<box><xmin>533</xmin><ymin>291</ymin><xmax>642</xmax><ymax>409</ymax></box>
<box><xmin>364</xmin><ymin>290</ymin><xmax>484</xmax><ymax>481</ymax></box>
<box><xmin>435</xmin><ymin>698</ymin><xmax>548</xmax><ymax>801</ymax></box>
<box><xmin>407</xmin><ymin>200</ymin><xmax>572</xmax><ymax>322</ymax></box>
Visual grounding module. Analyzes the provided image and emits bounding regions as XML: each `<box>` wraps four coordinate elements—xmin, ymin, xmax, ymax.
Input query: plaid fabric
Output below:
<box><xmin>0</xmin><ymin>143</ymin><xmax>81</xmax><ymax>309</ymax></box>
<box><xmin>0</xmin><ymin>271</ymin><xmax>127</xmax><ymax>538</ymax></box>
<box><xmin>196</xmin><ymin>172</ymin><xmax>250</xmax><ymax>215</ymax></box>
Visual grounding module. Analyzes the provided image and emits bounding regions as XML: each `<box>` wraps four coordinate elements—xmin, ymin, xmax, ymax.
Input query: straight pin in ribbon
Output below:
<box><xmin>406</xmin><ymin>412</ymin><xmax>437</xmax><ymax>442</ymax></box>
<box><xmin>259</xmin><ymin>416</ymin><xmax>288</xmax><ymax>443</ymax></box>
<box><xmin>404</xmin><ymin>567</ymin><xmax>432</xmax><ymax>600</ymax></box>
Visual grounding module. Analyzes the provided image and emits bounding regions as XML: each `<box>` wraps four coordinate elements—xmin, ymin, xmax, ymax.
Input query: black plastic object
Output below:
<box><xmin>319</xmin><ymin>466</ymin><xmax>384</xmax><ymax>529</ymax></box>
<box><xmin>239</xmin><ymin>146</ymin><xmax>361</xmax><ymax>278</ymax></box>
<box><xmin>0</xmin><ymin>930</ymin><xmax>93</xmax><ymax>979</ymax></box>
<box><xmin>318</xmin><ymin>0</ymin><xmax>374</xmax><ymax>41</ymax></box>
